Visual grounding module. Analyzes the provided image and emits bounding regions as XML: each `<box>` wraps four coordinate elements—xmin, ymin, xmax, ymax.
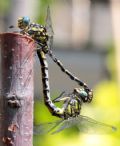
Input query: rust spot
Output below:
<box><xmin>8</xmin><ymin>124</ymin><xmax>19</xmax><ymax>132</ymax></box>
<box><xmin>2</xmin><ymin>137</ymin><xmax>14</xmax><ymax>146</ymax></box>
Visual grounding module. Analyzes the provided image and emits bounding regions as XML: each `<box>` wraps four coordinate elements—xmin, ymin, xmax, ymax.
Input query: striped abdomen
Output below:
<box><xmin>37</xmin><ymin>50</ymin><xmax>64</xmax><ymax>118</ymax></box>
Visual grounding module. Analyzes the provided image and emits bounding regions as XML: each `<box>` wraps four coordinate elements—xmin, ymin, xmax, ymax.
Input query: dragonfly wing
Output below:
<box><xmin>51</xmin><ymin>118</ymin><xmax>77</xmax><ymax>134</ymax></box>
<box><xmin>45</xmin><ymin>6</ymin><xmax>54</xmax><ymax>37</ymax></box>
<box><xmin>45</xmin><ymin>6</ymin><xmax>54</xmax><ymax>50</ymax></box>
<box><xmin>34</xmin><ymin>115</ymin><xmax>117</xmax><ymax>135</ymax></box>
<box><xmin>34</xmin><ymin>120</ymin><xmax>62</xmax><ymax>135</ymax></box>
<box><xmin>76</xmin><ymin>115</ymin><xmax>117</xmax><ymax>134</ymax></box>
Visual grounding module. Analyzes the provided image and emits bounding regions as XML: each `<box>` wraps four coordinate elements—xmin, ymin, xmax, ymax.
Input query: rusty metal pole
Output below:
<box><xmin>0</xmin><ymin>33</ymin><xmax>35</xmax><ymax>146</ymax></box>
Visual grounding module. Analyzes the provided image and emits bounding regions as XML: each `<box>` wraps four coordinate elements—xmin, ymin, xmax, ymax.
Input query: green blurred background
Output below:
<box><xmin>0</xmin><ymin>0</ymin><xmax>120</xmax><ymax>146</ymax></box>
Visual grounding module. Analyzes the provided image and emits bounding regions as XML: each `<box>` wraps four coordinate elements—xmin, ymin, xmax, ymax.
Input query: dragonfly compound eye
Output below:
<box><xmin>23</xmin><ymin>16</ymin><xmax>30</xmax><ymax>25</ymax></box>
<box><xmin>79</xmin><ymin>90</ymin><xmax>89</xmax><ymax>102</ymax></box>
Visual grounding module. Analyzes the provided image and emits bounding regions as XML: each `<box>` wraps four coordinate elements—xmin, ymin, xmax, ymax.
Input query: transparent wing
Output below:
<box><xmin>50</xmin><ymin>115</ymin><xmax>117</xmax><ymax>134</ymax></box>
<box><xmin>45</xmin><ymin>6</ymin><xmax>54</xmax><ymax>50</ymax></box>
<box><xmin>45</xmin><ymin>6</ymin><xmax>54</xmax><ymax>37</ymax></box>
<box><xmin>51</xmin><ymin>119</ymin><xmax>75</xmax><ymax>134</ymax></box>
<box><xmin>76</xmin><ymin>115</ymin><xmax>117</xmax><ymax>134</ymax></box>
<box><xmin>34</xmin><ymin>120</ymin><xmax>63</xmax><ymax>135</ymax></box>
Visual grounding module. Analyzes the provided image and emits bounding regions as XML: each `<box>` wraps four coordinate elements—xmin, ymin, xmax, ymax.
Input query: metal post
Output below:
<box><xmin>0</xmin><ymin>33</ymin><xmax>34</xmax><ymax>146</ymax></box>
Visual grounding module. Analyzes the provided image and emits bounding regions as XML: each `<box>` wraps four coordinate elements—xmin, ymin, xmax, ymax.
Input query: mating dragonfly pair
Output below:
<box><xmin>11</xmin><ymin>6</ymin><xmax>116</xmax><ymax>134</ymax></box>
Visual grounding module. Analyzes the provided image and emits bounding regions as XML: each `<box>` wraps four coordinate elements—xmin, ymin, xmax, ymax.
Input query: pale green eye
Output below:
<box><xmin>22</xmin><ymin>16</ymin><xmax>30</xmax><ymax>25</ymax></box>
<box><xmin>79</xmin><ymin>90</ymin><xmax>88</xmax><ymax>98</ymax></box>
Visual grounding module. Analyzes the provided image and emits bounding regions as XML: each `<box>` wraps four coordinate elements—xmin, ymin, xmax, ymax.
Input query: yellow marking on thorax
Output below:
<box><xmin>39</xmin><ymin>28</ymin><xmax>44</xmax><ymax>32</ymax></box>
<box><xmin>32</xmin><ymin>27</ymin><xmax>38</xmax><ymax>31</ymax></box>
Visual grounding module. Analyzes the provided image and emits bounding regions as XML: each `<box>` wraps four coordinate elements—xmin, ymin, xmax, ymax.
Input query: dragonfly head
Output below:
<box><xmin>74</xmin><ymin>88</ymin><xmax>89</xmax><ymax>102</ymax></box>
<box><xmin>18</xmin><ymin>16</ymin><xmax>30</xmax><ymax>29</ymax></box>
<box><xmin>74</xmin><ymin>88</ymin><xmax>93</xmax><ymax>103</ymax></box>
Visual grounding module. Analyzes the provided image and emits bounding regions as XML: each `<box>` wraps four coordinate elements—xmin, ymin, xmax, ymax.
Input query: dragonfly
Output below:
<box><xmin>16</xmin><ymin>6</ymin><xmax>93</xmax><ymax>104</ymax></box>
<box><xmin>7</xmin><ymin>6</ymin><xmax>117</xmax><ymax>134</ymax></box>
<box><xmin>6</xmin><ymin>7</ymin><xmax>86</xmax><ymax>117</ymax></box>
<box><xmin>14</xmin><ymin>6</ymin><xmax>93</xmax><ymax>117</ymax></box>
<box><xmin>6</xmin><ymin>7</ymin><xmax>117</xmax><ymax>135</ymax></box>
<box><xmin>9</xmin><ymin>17</ymin><xmax>93</xmax><ymax>119</ymax></box>
<box><xmin>7</xmin><ymin>23</ymin><xmax>89</xmax><ymax>118</ymax></box>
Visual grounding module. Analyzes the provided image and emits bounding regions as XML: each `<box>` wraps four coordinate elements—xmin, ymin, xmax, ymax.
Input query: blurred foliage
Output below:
<box><xmin>91</xmin><ymin>80</ymin><xmax>120</xmax><ymax>146</ymax></box>
<box><xmin>0</xmin><ymin>0</ymin><xmax>10</xmax><ymax>13</ymax></box>
<box><xmin>91</xmin><ymin>43</ymin><xmax>120</xmax><ymax>146</ymax></box>
<box><xmin>94</xmin><ymin>80</ymin><xmax>119</xmax><ymax>109</ymax></box>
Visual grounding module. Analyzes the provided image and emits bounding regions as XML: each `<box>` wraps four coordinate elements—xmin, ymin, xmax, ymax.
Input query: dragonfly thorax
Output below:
<box><xmin>27</xmin><ymin>24</ymin><xmax>49</xmax><ymax>53</ymax></box>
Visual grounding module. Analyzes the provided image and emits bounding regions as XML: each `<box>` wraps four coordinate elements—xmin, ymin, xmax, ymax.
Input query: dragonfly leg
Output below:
<box><xmin>52</xmin><ymin>91</ymin><xmax>66</xmax><ymax>103</ymax></box>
